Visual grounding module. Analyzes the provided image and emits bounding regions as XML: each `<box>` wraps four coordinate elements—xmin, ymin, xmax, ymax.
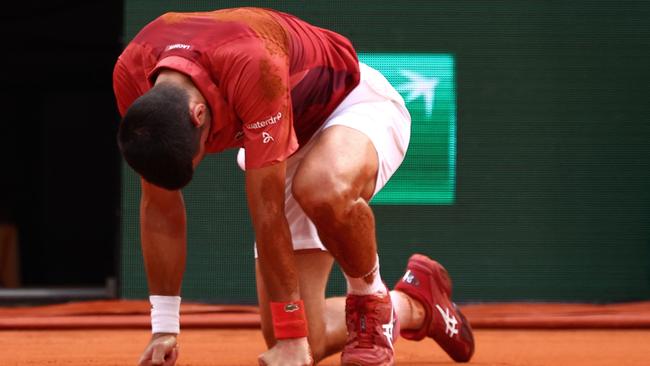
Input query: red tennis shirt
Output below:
<box><xmin>113</xmin><ymin>8</ymin><xmax>360</xmax><ymax>169</ymax></box>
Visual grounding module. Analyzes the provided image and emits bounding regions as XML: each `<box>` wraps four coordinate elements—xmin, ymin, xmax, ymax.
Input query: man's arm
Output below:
<box><xmin>140</xmin><ymin>178</ymin><xmax>187</xmax><ymax>295</ymax></box>
<box><xmin>248</xmin><ymin>162</ymin><xmax>313</xmax><ymax>366</ymax></box>
<box><xmin>224</xmin><ymin>34</ymin><xmax>311</xmax><ymax>365</ymax></box>
<box><xmin>245</xmin><ymin>161</ymin><xmax>299</xmax><ymax>302</ymax></box>
<box><xmin>136</xmin><ymin>178</ymin><xmax>186</xmax><ymax>366</ymax></box>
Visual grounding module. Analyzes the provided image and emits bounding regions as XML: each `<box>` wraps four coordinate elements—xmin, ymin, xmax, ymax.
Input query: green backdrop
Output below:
<box><xmin>120</xmin><ymin>0</ymin><xmax>650</xmax><ymax>303</ymax></box>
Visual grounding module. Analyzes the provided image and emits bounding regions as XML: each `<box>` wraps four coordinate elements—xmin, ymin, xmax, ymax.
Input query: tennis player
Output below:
<box><xmin>113</xmin><ymin>7</ymin><xmax>473</xmax><ymax>366</ymax></box>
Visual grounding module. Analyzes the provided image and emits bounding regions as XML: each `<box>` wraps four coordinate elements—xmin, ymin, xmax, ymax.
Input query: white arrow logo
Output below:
<box><xmin>396</xmin><ymin>70</ymin><xmax>439</xmax><ymax>118</ymax></box>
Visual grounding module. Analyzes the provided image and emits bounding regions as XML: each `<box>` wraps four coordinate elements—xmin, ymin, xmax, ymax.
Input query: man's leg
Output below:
<box><xmin>291</xmin><ymin>125</ymin><xmax>399</xmax><ymax>365</ymax></box>
<box><xmin>291</xmin><ymin>125</ymin><xmax>379</xmax><ymax>279</ymax></box>
<box><xmin>276</xmin><ymin>60</ymin><xmax>473</xmax><ymax>363</ymax></box>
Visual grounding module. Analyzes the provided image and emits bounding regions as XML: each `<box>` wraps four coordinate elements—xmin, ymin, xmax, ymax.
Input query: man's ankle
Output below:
<box><xmin>391</xmin><ymin>290</ymin><xmax>426</xmax><ymax>330</ymax></box>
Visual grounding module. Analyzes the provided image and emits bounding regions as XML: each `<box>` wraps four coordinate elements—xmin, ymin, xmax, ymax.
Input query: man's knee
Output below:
<box><xmin>292</xmin><ymin>169</ymin><xmax>353</xmax><ymax>226</ymax></box>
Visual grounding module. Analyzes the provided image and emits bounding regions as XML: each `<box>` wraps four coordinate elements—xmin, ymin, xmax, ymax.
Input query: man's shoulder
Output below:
<box><xmin>114</xmin><ymin>42</ymin><xmax>156</xmax><ymax>79</ymax></box>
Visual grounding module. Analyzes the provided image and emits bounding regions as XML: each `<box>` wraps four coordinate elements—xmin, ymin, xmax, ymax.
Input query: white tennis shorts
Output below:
<box><xmin>240</xmin><ymin>63</ymin><xmax>411</xmax><ymax>255</ymax></box>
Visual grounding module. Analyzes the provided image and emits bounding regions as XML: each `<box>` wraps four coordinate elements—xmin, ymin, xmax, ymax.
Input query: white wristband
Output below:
<box><xmin>150</xmin><ymin>295</ymin><xmax>181</xmax><ymax>334</ymax></box>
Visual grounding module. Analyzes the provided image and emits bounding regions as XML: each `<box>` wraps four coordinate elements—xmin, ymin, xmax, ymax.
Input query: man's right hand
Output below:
<box><xmin>258</xmin><ymin>337</ymin><xmax>313</xmax><ymax>366</ymax></box>
<box><xmin>138</xmin><ymin>333</ymin><xmax>179</xmax><ymax>366</ymax></box>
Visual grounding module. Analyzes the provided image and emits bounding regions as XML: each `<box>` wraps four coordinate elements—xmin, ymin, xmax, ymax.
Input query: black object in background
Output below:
<box><xmin>0</xmin><ymin>1</ymin><xmax>123</xmax><ymax>288</ymax></box>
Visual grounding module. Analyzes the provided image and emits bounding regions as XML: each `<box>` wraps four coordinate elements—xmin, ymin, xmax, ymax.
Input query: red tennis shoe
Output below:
<box><xmin>394</xmin><ymin>254</ymin><xmax>474</xmax><ymax>362</ymax></box>
<box><xmin>341</xmin><ymin>291</ymin><xmax>398</xmax><ymax>366</ymax></box>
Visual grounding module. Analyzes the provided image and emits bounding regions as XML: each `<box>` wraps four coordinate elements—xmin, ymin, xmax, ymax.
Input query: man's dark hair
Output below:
<box><xmin>118</xmin><ymin>83</ymin><xmax>200</xmax><ymax>190</ymax></box>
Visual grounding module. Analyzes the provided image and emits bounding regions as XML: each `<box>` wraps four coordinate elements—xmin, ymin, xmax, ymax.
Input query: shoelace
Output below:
<box><xmin>346</xmin><ymin>296</ymin><xmax>382</xmax><ymax>349</ymax></box>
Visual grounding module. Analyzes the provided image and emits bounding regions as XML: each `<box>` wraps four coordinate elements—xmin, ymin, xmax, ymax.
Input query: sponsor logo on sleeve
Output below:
<box><xmin>246</xmin><ymin>112</ymin><xmax>283</xmax><ymax>130</ymax></box>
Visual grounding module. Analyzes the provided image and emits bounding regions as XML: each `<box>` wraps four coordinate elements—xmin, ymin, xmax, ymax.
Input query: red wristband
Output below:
<box><xmin>270</xmin><ymin>300</ymin><xmax>308</xmax><ymax>339</ymax></box>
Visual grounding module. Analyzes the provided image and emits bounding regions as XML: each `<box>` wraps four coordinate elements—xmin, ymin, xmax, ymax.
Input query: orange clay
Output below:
<box><xmin>1</xmin><ymin>329</ymin><xmax>649</xmax><ymax>366</ymax></box>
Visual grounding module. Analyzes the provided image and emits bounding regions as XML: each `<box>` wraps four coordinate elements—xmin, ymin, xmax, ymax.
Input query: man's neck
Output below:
<box><xmin>155</xmin><ymin>69</ymin><xmax>206</xmax><ymax>105</ymax></box>
<box><xmin>155</xmin><ymin>69</ymin><xmax>193</xmax><ymax>87</ymax></box>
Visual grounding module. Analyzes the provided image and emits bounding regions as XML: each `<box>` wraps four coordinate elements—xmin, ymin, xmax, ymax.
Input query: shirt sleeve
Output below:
<box><xmin>217</xmin><ymin>37</ymin><xmax>298</xmax><ymax>169</ymax></box>
<box><xmin>112</xmin><ymin>56</ymin><xmax>144</xmax><ymax>117</ymax></box>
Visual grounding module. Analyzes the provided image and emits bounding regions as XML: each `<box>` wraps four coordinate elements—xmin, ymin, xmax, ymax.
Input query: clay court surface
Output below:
<box><xmin>2</xmin><ymin>300</ymin><xmax>650</xmax><ymax>365</ymax></box>
<box><xmin>2</xmin><ymin>328</ymin><xmax>649</xmax><ymax>365</ymax></box>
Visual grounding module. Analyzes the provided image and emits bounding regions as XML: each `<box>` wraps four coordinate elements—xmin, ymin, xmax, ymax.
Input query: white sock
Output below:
<box><xmin>345</xmin><ymin>255</ymin><xmax>387</xmax><ymax>295</ymax></box>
